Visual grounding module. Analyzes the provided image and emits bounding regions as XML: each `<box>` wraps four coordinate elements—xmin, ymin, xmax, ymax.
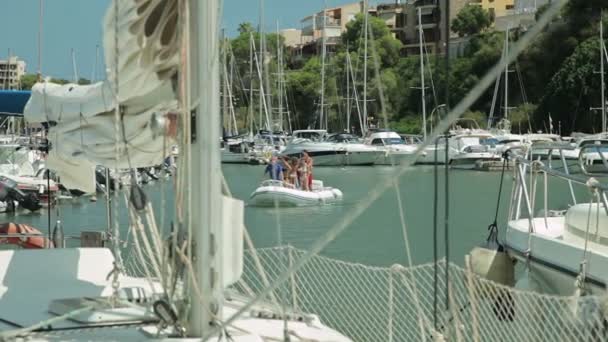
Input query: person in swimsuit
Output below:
<box><xmin>298</xmin><ymin>156</ymin><xmax>309</xmax><ymax>191</ymax></box>
<box><xmin>303</xmin><ymin>150</ymin><xmax>313</xmax><ymax>190</ymax></box>
<box><xmin>280</xmin><ymin>157</ymin><xmax>295</xmax><ymax>188</ymax></box>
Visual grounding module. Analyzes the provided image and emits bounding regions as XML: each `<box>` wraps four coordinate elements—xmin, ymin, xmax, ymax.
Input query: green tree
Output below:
<box><xmin>451</xmin><ymin>5</ymin><xmax>492</xmax><ymax>37</ymax></box>
<box><xmin>342</xmin><ymin>13</ymin><xmax>403</xmax><ymax>67</ymax></box>
<box><xmin>536</xmin><ymin>36</ymin><xmax>602</xmax><ymax>133</ymax></box>
<box><xmin>238</xmin><ymin>22</ymin><xmax>255</xmax><ymax>35</ymax></box>
<box><xmin>20</xmin><ymin>74</ymin><xmax>38</xmax><ymax>90</ymax></box>
<box><xmin>287</xmin><ymin>57</ymin><xmax>322</xmax><ymax>128</ymax></box>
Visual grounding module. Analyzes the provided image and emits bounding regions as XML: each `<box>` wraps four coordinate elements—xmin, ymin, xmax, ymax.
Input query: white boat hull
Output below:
<box><xmin>415</xmin><ymin>146</ymin><xmax>448</xmax><ymax>165</ymax></box>
<box><xmin>250</xmin><ymin>184</ymin><xmax>343</xmax><ymax>207</ymax></box>
<box><xmin>506</xmin><ymin>216</ymin><xmax>608</xmax><ymax>296</ymax></box>
<box><xmin>374</xmin><ymin>152</ymin><xmax>417</xmax><ymax>165</ymax></box>
<box><xmin>282</xmin><ymin>150</ymin><xmax>379</xmax><ymax>166</ymax></box>
<box><xmin>450</xmin><ymin>153</ymin><xmax>501</xmax><ymax>170</ymax></box>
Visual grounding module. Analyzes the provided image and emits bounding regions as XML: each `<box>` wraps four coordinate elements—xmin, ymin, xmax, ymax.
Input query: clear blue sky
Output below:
<box><xmin>0</xmin><ymin>0</ymin><xmax>371</xmax><ymax>80</ymax></box>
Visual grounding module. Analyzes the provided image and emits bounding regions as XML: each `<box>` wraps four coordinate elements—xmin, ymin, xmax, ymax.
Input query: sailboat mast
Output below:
<box><xmin>504</xmin><ymin>28</ymin><xmax>509</xmax><ymax>120</ymax></box>
<box><xmin>418</xmin><ymin>8</ymin><xmax>427</xmax><ymax>140</ymax></box>
<box><xmin>71</xmin><ymin>48</ymin><xmax>78</xmax><ymax>83</ymax></box>
<box><xmin>362</xmin><ymin>0</ymin><xmax>369</xmax><ymax>135</ymax></box>
<box><xmin>91</xmin><ymin>44</ymin><xmax>100</xmax><ymax>82</ymax></box>
<box><xmin>259</xmin><ymin>0</ymin><xmax>264</xmax><ymax>130</ymax></box>
<box><xmin>277</xmin><ymin>21</ymin><xmax>284</xmax><ymax>131</ymax></box>
<box><xmin>346</xmin><ymin>50</ymin><xmax>351</xmax><ymax>133</ymax></box>
<box><xmin>189</xmin><ymin>0</ymin><xmax>223</xmax><ymax>336</ymax></box>
<box><xmin>222</xmin><ymin>32</ymin><xmax>228</xmax><ymax>136</ymax></box>
<box><xmin>601</xmin><ymin>12</ymin><xmax>606</xmax><ymax>132</ymax></box>
<box><xmin>320</xmin><ymin>3</ymin><xmax>327</xmax><ymax>130</ymax></box>
<box><xmin>249</xmin><ymin>33</ymin><xmax>255</xmax><ymax>136</ymax></box>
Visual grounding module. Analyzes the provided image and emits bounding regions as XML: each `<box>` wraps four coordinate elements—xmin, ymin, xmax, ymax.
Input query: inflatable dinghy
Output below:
<box><xmin>250</xmin><ymin>180</ymin><xmax>343</xmax><ymax>207</ymax></box>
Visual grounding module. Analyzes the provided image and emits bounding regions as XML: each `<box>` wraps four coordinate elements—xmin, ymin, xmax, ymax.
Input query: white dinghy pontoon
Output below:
<box><xmin>250</xmin><ymin>180</ymin><xmax>343</xmax><ymax>207</ymax></box>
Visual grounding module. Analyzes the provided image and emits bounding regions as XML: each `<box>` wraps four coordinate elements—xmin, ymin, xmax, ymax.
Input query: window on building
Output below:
<box><xmin>506</xmin><ymin>4</ymin><xmax>514</xmax><ymax>9</ymax></box>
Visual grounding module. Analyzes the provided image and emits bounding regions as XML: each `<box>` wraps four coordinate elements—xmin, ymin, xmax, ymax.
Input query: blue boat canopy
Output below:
<box><xmin>0</xmin><ymin>90</ymin><xmax>30</xmax><ymax>116</ymax></box>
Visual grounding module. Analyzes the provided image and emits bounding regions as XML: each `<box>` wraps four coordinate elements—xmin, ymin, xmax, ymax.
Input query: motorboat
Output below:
<box><xmin>250</xmin><ymin>180</ymin><xmax>343</xmax><ymax>207</ymax></box>
<box><xmin>221</xmin><ymin>138</ymin><xmax>256</xmax><ymax>164</ymax></box>
<box><xmin>363</xmin><ymin>130</ymin><xmax>419</xmax><ymax>165</ymax></box>
<box><xmin>281</xmin><ymin>130</ymin><xmax>383</xmax><ymax>166</ymax></box>
<box><xmin>415</xmin><ymin>141</ymin><xmax>449</xmax><ymax>165</ymax></box>
<box><xmin>505</xmin><ymin>150</ymin><xmax>608</xmax><ymax>295</ymax></box>
<box><xmin>523</xmin><ymin>133</ymin><xmax>564</xmax><ymax>160</ymax></box>
<box><xmin>447</xmin><ymin>130</ymin><xmax>501</xmax><ymax>169</ymax></box>
<box><xmin>556</xmin><ymin>135</ymin><xmax>608</xmax><ymax>173</ymax></box>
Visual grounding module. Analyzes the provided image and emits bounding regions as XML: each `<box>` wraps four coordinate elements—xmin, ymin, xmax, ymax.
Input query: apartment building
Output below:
<box><xmin>299</xmin><ymin>1</ymin><xmax>363</xmax><ymax>54</ymax></box>
<box><xmin>377</xmin><ymin>0</ymin><xmax>469</xmax><ymax>55</ymax></box>
<box><xmin>0</xmin><ymin>57</ymin><xmax>26</xmax><ymax>90</ymax></box>
<box><xmin>469</xmin><ymin>0</ymin><xmax>515</xmax><ymax>21</ymax></box>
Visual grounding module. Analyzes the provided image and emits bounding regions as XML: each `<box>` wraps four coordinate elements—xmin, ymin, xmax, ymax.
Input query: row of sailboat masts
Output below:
<box><xmin>221</xmin><ymin>34</ymin><xmax>239</xmax><ymax>136</ymax></box>
<box><xmin>242</xmin><ymin>20</ymin><xmax>294</xmax><ymax>134</ymax></box>
<box><xmin>487</xmin><ymin>26</ymin><xmax>516</xmax><ymax>129</ymax></box>
<box><xmin>325</xmin><ymin>0</ymin><xmax>370</xmax><ymax>134</ymax></box>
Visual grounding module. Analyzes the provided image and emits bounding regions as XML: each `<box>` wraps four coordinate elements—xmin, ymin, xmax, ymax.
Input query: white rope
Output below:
<box><xmin>0</xmin><ymin>305</ymin><xmax>95</xmax><ymax>340</ymax></box>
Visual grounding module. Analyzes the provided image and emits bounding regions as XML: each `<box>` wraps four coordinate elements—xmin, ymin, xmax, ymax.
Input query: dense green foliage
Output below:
<box><xmin>451</xmin><ymin>5</ymin><xmax>493</xmax><ymax>37</ymax></box>
<box><xmin>229</xmin><ymin>0</ymin><xmax>608</xmax><ymax>135</ymax></box>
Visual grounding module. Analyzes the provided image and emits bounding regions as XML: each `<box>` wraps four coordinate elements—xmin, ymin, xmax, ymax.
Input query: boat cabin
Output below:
<box><xmin>364</xmin><ymin>131</ymin><xmax>411</xmax><ymax>146</ymax></box>
<box><xmin>325</xmin><ymin>133</ymin><xmax>360</xmax><ymax>143</ymax></box>
<box><xmin>291</xmin><ymin>130</ymin><xmax>328</xmax><ymax>142</ymax></box>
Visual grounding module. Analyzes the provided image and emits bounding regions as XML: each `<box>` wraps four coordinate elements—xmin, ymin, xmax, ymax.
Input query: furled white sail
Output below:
<box><xmin>24</xmin><ymin>81</ymin><xmax>115</xmax><ymax>123</ymax></box>
<box><xmin>23</xmin><ymin>0</ymin><xmax>180</xmax><ymax>191</ymax></box>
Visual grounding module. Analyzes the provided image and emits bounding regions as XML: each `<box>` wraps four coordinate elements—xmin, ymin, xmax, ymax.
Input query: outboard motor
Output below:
<box><xmin>0</xmin><ymin>177</ymin><xmax>41</xmax><ymax>212</ymax></box>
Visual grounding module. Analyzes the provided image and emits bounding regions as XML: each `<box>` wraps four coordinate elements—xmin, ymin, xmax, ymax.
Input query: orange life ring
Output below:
<box><xmin>0</xmin><ymin>223</ymin><xmax>52</xmax><ymax>249</ymax></box>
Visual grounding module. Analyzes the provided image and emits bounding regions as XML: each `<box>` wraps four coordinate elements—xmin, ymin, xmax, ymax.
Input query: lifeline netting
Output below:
<box><xmin>236</xmin><ymin>246</ymin><xmax>608</xmax><ymax>342</ymax></box>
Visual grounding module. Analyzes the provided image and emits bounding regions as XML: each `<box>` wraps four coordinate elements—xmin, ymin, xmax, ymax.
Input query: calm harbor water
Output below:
<box><xmin>8</xmin><ymin>164</ymin><xmax>587</xmax><ymax>268</ymax></box>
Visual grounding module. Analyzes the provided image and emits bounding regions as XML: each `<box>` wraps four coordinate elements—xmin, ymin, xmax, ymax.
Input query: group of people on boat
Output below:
<box><xmin>264</xmin><ymin>151</ymin><xmax>314</xmax><ymax>191</ymax></box>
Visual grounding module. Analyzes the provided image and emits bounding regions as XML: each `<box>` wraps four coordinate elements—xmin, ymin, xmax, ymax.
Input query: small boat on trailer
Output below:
<box><xmin>250</xmin><ymin>180</ymin><xmax>343</xmax><ymax>207</ymax></box>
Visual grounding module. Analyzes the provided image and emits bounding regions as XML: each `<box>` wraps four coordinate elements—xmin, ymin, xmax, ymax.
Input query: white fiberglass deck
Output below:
<box><xmin>507</xmin><ymin>217</ymin><xmax>608</xmax><ymax>294</ymax></box>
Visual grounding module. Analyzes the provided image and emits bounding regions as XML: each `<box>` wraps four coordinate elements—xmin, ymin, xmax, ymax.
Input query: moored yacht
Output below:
<box><xmin>281</xmin><ymin>129</ymin><xmax>382</xmax><ymax>166</ymax></box>
<box><xmin>447</xmin><ymin>130</ymin><xmax>501</xmax><ymax>169</ymax></box>
<box><xmin>363</xmin><ymin>130</ymin><xmax>419</xmax><ymax>165</ymax></box>
<box><xmin>557</xmin><ymin>135</ymin><xmax>608</xmax><ymax>173</ymax></box>
<box><xmin>505</xmin><ymin>149</ymin><xmax>608</xmax><ymax>295</ymax></box>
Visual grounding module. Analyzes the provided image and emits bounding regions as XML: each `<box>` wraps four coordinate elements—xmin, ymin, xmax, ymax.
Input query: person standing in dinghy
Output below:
<box><xmin>264</xmin><ymin>156</ymin><xmax>284</xmax><ymax>181</ymax></box>
<box><xmin>303</xmin><ymin>150</ymin><xmax>313</xmax><ymax>191</ymax></box>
